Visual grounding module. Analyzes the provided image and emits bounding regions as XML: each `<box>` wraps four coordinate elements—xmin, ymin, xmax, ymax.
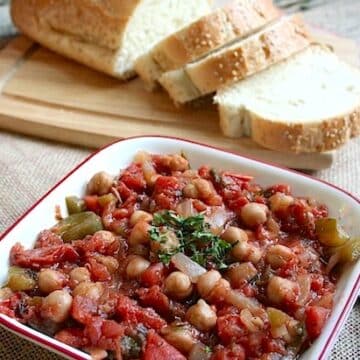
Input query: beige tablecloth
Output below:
<box><xmin>0</xmin><ymin>0</ymin><xmax>359</xmax><ymax>359</ymax></box>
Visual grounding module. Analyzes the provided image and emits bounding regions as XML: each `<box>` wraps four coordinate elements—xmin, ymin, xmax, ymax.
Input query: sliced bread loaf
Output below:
<box><xmin>159</xmin><ymin>15</ymin><xmax>311</xmax><ymax>104</ymax></box>
<box><xmin>135</xmin><ymin>0</ymin><xmax>281</xmax><ymax>89</ymax></box>
<box><xmin>214</xmin><ymin>45</ymin><xmax>360</xmax><ymax>152</ymax></box>
<box><xmin>11</xmin><ymin>0</ymin><xmax>212</xmax><ymax>80</ymax></box>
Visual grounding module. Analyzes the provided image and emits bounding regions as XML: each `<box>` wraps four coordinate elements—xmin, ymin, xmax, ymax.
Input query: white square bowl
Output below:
<box><xmin>1</xmin><ymin>136</ymin><xmax>359</xmax><ymax>360</ymax></box>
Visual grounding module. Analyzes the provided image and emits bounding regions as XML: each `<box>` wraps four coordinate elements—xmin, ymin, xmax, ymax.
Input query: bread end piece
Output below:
<box><xmin>11</xmin><ymin>0</ymin><xmax>213</xmax><ymax>80</ymax></box>
<box><xmin>216</xmin><ymin>45</ymin><xmax>360</xmax><ymax>153</ymax></box>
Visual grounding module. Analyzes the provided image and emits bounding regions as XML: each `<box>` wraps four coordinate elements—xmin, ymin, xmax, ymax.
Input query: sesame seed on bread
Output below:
<box><xmin>215</xmin><ymin>45</ymin><xmax>360</xmax><ymax>153</ymax></box>
<box><xmin>159</xmin><ymin>15</ymin><xmax>311</xmax><ymax>104</ymax></box>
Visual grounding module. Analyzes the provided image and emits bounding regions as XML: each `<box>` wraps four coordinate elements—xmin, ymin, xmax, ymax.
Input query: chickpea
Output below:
<box><xmin>193</xmin><ymin>179</ymin><xmax>215</xmax><ymax>199</ymax></box>
<box><xmin>269</xmin><ymin>193</ymin><xmax>294</xmax><ymax>212</ymax></box>
<box><xmin>196</xmin><ymin>270</ymin><xmax>221</xmax><ymax>298</ymax></box>
<box><xmin>227</xmin><ymin>262</ymin><xmax>258</xmax><ymax>288</ymax></box>
<box><xmin>186</xmin><ymin>299</ymin><xmax>217</xmax><ymax>331</ymax></box>
<box><xmin>266</xmin><ymin>245</ymin><xmax>294</xmax><ymax>268</ymax></box>
<box><xmin>73</xmin><ymin>282</ymin><xmax>104</xmax><ymax>301</ymax></box>
<box><xmin>93</xmin><ymin>230</ymin><xmax>117</xmax><ymax>247</ymax></box>
<box><xmin>232</xmin><ymin>242</ymin><xmax>262</xmax><ymax>264</ymax></box>
<box><xmin>221</xmin><ymin>226</ymin><xmax>248</xmax><ymax>245</ymax></box>
<box><xmin>241</xmin><ymin>203</ymin><xmax>268</xmax><ymax>227</ymax></box>
<box><xmin>129</xmin><ymin>221</ymin><xmax>151</xmax><ymax>246</ymax></box>
<box><xmin>69</xmin><ymin>267</ymin><xmax>91</xmax><ymax>287</ymax></box>
<box><xmin>267</xmin><ymin>276</ymin><xmax>299</xmax><ymax>305</ymax></box>
<box><xmin>183</xmin><ymin>183</ymin><xmax>199</xmax><ymax>199</ymax></box>
<box><xmin>164</xmin><ymin>272</ymin><xmax>193</xmax><ymax>300</ymax></box>
<box><xmin>162</xmin><ymin>324</ymin><xmax>197</xmax><ymax>353</ymax></box>
<box><xmin>0</xmin><ymin>287</ymin><xmax>13</xmax><ymax>300</ymax></box>
<box><xmin>169</xmin><ymin>154</ymin><xmax>189</xmax><ymax>172</ymax></box>
<box><xmin>41</xmin><ymin>290</ymin><xmax>73</xmax><ymax>323</ymax></box>
<box><xmin>38</xmin><ymin>269</ymin><xmax>66</xmax><ymax>294</ymax></box>
<box><xmin>129</xmin><ymin>210</ymin><xmax>153</xmax><ymax>226</ymax></box>
<box><xmin>129</xmin><ymin>244</ymin><xmax>150</xmax><ymax>258</ymax></box>
<box><xmin>126</xmin><ymin>256</ymin><xmax>150</xmax><ymax>279</ymax></box>
<box><xmin>95</xmin><ymin>255</ymin><xmax>119</xmax><ymax>274</ymax></box>
<box><xmin>87</xmin><ymin>171</ymin><xmax>113</xmax><ymax>195</ymax></box>
<box><xmin>150</xmin><ymin>230</ymin><xmax>179</xmax><ymax>253</ymax></box>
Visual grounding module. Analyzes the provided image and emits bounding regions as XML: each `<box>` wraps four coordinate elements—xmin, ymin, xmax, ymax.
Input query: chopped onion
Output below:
<box><xmin>134</xmin><ymin>151</ymin><xmax>151</xmax><ymax>164</ymax></box>
<box><xmin>172</xmin><ymin>253</ymin><xmax>206</xmax><ymax>283</ymax></box>
<box><xmin>240</xmin><ymin>309</ymin><xmax>264</xmax><ymax>332</ymax></box>
<box><xmin>189</xmin><ymin>343</ymin><xmax>211</xmax><ymax>360</ymax></box>
<box><xmin>206</xmin><ymin>207</ymin><xmax>232</xmax><ymax>235</ymax></box>
<box><xmin>142</xmin><ymin>160</ymin><xmax>157</xmax><ymax>186</ymax></box>
<box><xmin>226</xmin><ymin>289</ymin><xmax>264</xmax><ymax>316</ymax></box>
<box><xmin>326</xmin><ymin>253</ymin><xmax>340</xmax><ymax>274</ymax></box>
<box><xmin>176</xmin><ymin>199</ymin><xmax>196</xmax><ymax>218</ymax></box>
<box><xmin>297</xmin><ymin>274</ymin><xmax>311</xmax><ymax>305</ymax></box>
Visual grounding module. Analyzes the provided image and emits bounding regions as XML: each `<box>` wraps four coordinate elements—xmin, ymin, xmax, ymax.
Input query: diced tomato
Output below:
<box><xmin>143</xmin><ymin>330</ymin><xmax>186</xmax><ymax>360</ymax></box>
<box><xmin>198</xmin><ymin>165</ymin><xmax>211</xmax><ymax>179</ymax></box>
<box><xmin>222</xmin><ymin>172</ymin><xmax>253</xmax><ymax>182</ymax></box>
<box><xmin>227</xmin><ymin>196</ymin><xmax>249</xmax><ymax>214</ymax></box>
<box><xmin>140</xmin><ymin>263</ymin><xmax>166</xmax><ymax>287</ymax></box>
<box><xmin>85</xmin><ymin>316</ymin><xmax>104</xmax><ymax>345</ymax></box>
<box><xmin>113</xmin><ymin>208</ymin><xmax>129</xmax><ymax>220</ymax></box>
<box><xmin>153</xmin><ymin>176</ymin><xmax>181</xmax><ymax>209</ymax></box>
<box><xmin>117</xmin><ymin>181</ymin><xmax>133</xmax><ymax>201</ymax></box>
<box><xmin>34</xmin><ymin>230</ymin><xmax>63</xmax><ymax>248</ymax></box>
<box><xmin>311</xmin><ymin>275</ymin><xmax>324</xmax><ymax>292</ymax></box>
<box><xmin>117</xmin><ymin>295</ymin><xmax>166</xmax><ymax>331</ymax></box>
<box><xmin>10</xmin><ymin>243</ymin><xmax>79</xmax><ymax>269</ymax></box>
<box><xmin>137</xmin><ymin>286</ymin><xmax>170</xmax><ymax>316</ymax></box>
<box><xmin>217</xmin><ymin>315</ymin><xmax>247</xmax><ymax>345</ymax></box>
<box><xmin>211</xmin><ymin>344</ymin><xmax>246</xmax><ymax>360</ymax></box>
<box><xmin>101</xmin><ymin>319</ymin><xmax>124</xmax><ymax>338</ymax></box>
<box><xmin>206</xmin><ymin>194</ymin><xmax>223</xmax><ymax>206</ymax></box>
<box><xmin>305</xmin><ymin>306</ymin><xmax>330</xmax><ymax>340</ymax></box>
<box><xmin>84</xmin><ymin>316</ymin><xmax>124</xmax><ymax>349</ymax></box>
<box><xmin>74</xmin><ymin>231</ymin><xmax>119</xmax><ymax>256</ymax></box>
<box><xmin>262</xmin><ymin>338</ymin><xmax>286</xmax><ymax>355</ymax></box>
<box><xmin>84</xmin><ymin>195</ymin><xmax>100</xmax><ymax>213</ymax></box>
<box><xmin>192</xmin><ymin>199</ymin><xmax>207</xmax><ymax>212</ymax></box>
<box><xmin>71</xmin><ymin>296</ymin><xmax>98</xmax><ymax>324</ymax></box>
<box><xmin>55</xmin><ymin>328</ymin><xmax>89</xmax><ymax>348</ymax></box>
<box><xmin>265</xmin><ymin>184</ymin><xmax>291</xmax><ymax>196</ymax></box>
<box><xmin>120</xmin><ymin>163</ymin><xmax>146</xmax><ymax>193</ymax></box>
<box><xmin>87</xmin><ymin>258</ymin><xmax>111</xmax><ymax>282</ymax></box>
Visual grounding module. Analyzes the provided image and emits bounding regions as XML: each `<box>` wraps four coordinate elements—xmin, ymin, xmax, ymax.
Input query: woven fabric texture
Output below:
<box><xmin>0</xmin><ymin>0</ymin><xmax>359</xmax><ymax>359</ymax></box>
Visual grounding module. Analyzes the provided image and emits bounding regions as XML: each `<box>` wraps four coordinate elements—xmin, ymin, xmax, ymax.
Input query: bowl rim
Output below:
<box><xmin>0</xmin><ymin>135</ymin><xmax>359</xmax><ymax>360</ymax></box>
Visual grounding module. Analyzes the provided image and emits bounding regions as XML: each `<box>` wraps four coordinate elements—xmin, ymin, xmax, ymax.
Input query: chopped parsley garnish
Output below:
<box><xmin>149</xmin><ymin>211</ymin><xmax>232</xmax><ymax>269</ymax></box>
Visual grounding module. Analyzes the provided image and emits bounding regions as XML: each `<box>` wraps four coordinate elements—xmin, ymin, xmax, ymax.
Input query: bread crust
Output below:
<box><xmin>184</xmin><ymin>15</ymin><xmax>311</xmax><ymax>95</ymax></box>
<box><xmin>148</xmin><ymin>0</ymin><xmax>281</xmax><ymax>73</ymax></box>
<box><xmin>12</xmin><ymin>0</ymin><xmax>142</xmax><ymax>51</ymax></box>
<box><xmin>245</xmin><ymin>108</ymin><xmax>360</xmax><ymax>153</ymax></box>
<box><xmin>11</xmin><ymin>0</ymin><xmax>134</xmax><ymax>79</ymax></box>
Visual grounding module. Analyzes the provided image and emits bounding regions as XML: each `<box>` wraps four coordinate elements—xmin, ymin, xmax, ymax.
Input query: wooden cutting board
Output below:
<box><xmin>0</xmin><ymin>30</ymin><xmax>358</xmax><ymax>170</ymax></box>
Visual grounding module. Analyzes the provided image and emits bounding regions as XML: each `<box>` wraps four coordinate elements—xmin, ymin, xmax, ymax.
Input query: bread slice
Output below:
<box><xmin>214</xmin><ymin>45</ymin><xmax>360</xmax><ymax>153</ymax></box>
<box><xmin>159</xmin><ymin>15</ymin><xmax>311</xmax><ymax>104</ymax></box>
<box><xmin>11</xmin><ymin>0</ymin><xmax>212</xmax><ymax>80</ymax></box>
<box><xmin>135</xmin><ymin>0</ymin><xmax>281</xmax><ymax>90</ymax></box>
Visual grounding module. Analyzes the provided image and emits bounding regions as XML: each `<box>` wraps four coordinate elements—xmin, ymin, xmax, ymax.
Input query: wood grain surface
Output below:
<box><xmin>1</xmin><ymin>27</ymin><xmax>358</xmax><ymax>170</ymax></box>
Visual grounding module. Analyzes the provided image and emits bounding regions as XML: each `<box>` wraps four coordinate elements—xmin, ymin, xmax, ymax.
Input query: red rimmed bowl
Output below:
<box><xmin>1</xmin><ymin>136</ymin><xmax>359</xmax><ymax>359</ymax></box>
